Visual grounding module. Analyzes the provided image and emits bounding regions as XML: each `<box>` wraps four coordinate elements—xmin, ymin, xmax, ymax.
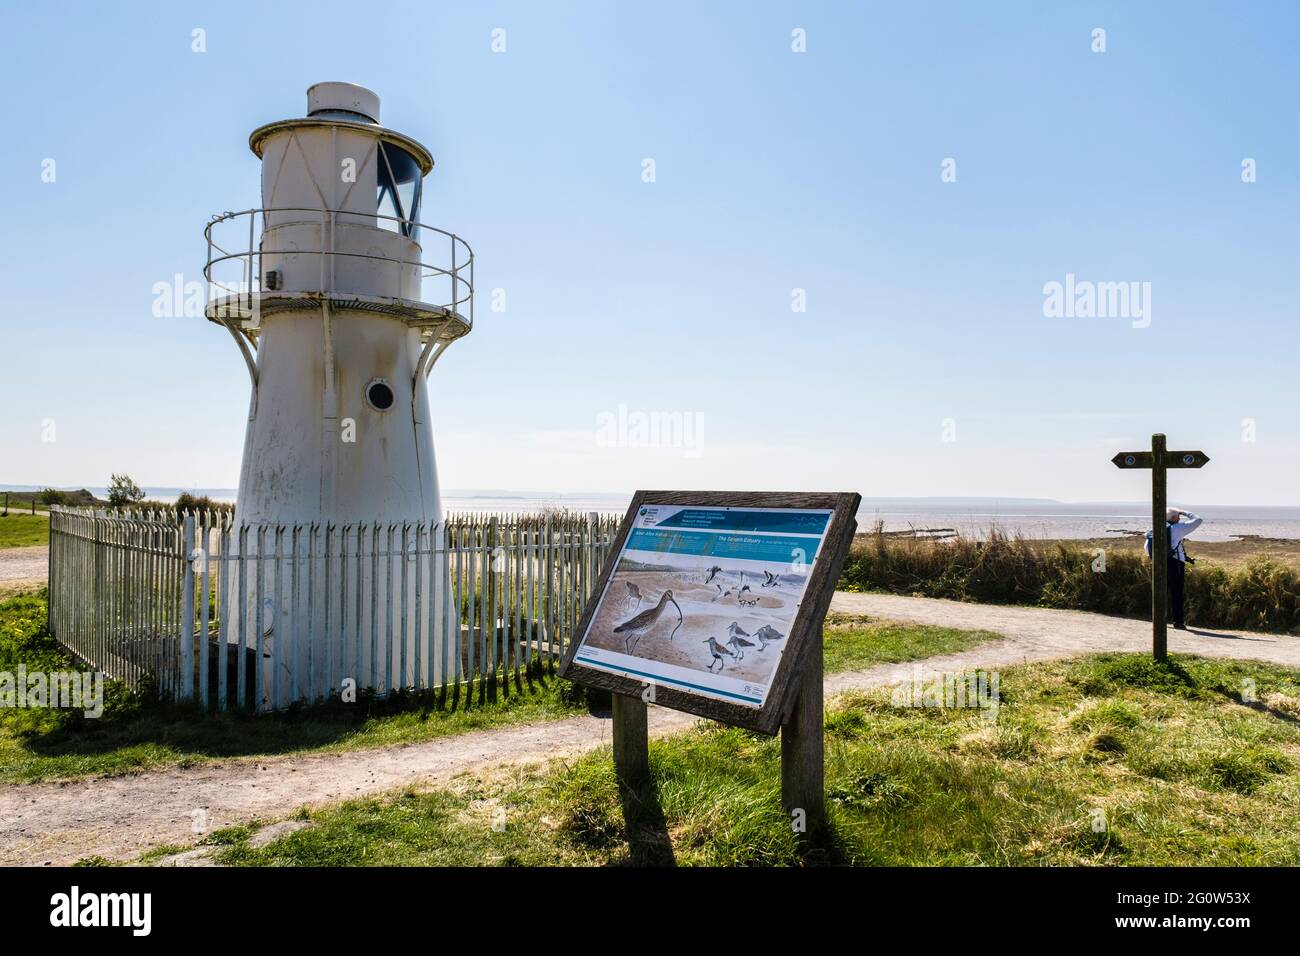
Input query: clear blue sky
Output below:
<box><xmin>2</xmin><ymin>1</ymin><xmax>1297</xmax><ymax>505</ymax></box>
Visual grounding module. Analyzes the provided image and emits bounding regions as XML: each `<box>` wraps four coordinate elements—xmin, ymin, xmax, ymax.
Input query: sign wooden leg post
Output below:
<box><xmin>612</xmin><ymin>691</ymin><xmax>649</xmax><ymax>788</ymax></box>
<box><xmin>1151</xmin><ymin>433</ymin><xmax>1168</xmax><ymax>662</ymax></box>
<box><xmin>781</xmin><ymin>624</ymin><xmax>825</xmax><ymax>841</ymax></box>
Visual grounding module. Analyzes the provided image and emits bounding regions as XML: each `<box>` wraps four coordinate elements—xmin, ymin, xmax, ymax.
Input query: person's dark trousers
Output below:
<box><xmin>1167</xmin><ymin>555</ymin><xmax>1186</xmax><ymax>627</ymax></box>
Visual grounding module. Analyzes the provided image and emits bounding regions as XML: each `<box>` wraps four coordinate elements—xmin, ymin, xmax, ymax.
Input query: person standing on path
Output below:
<box><xmin>1146</xmin><ymin>508</ymin><xmax>1203</xmax><ymax>630</ymax></box>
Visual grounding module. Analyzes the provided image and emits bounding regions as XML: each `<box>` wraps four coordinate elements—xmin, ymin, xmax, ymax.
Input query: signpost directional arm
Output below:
<box><xmin>1112</xmin><ymin>450</ymin><xmax>1209</xmax><ymax>470</ymax></box>
<box><xmin>1111</xmin><ymin>451</ymin><xmax>1153</xmax><ymax>469</ymax></box>
<box><xmin>1166</xmin><ymin>450</ymin><xmax>1210</xmax><ymax>469</ymax></box>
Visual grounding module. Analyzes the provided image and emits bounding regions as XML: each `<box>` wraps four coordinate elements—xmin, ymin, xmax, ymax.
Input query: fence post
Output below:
<box><xmin>487</xmin><ymin>515</ymin><xmax>499</xmax><ymax>700</ymax></box>
<box><xmin>94</xmin><ymin>510</ymin><xmax>105</xmax><ymax>679</ymax></box>
<box><xmin>180</xmin><ymin>513</ymin><xmax>196</xmax><ymax>704</ymax></box>
<box><xmin>47</xmin><ymin>509</ymin><xmax>57</xmax><ymax>637</ymax></box>
<box><xmin>543</xmin><ymin>515</ymin><xmax>553</xmax><ymax>668</ymax></box>
<box><xmin>587</xmin><ymin>511</ymin><xmax>599</xmax><ymax>601</ymax></box>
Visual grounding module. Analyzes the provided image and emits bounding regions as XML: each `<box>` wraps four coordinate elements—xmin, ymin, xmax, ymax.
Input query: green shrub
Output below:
<box><xmin>840</xmin><ymin>530</ymin><xmax>1300</xmax><ymax>634</ymax></box>
<box><xmin>173</xmin><ymin>493</ymin><xmax>234</xmax><ymax>514</ymax></box>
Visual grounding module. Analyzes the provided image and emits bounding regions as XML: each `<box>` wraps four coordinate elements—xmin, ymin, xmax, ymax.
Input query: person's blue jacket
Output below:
<box><xmin>1145</xmin><ymin>511</ymin><xmax>1202</xmax><ymax>562</ymax></box>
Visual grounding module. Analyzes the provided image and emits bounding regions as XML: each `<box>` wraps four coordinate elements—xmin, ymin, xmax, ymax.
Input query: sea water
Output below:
<box><xmin>48</xmin><ymin>489</ymin><xmax>1300</xmax><ymax>542</ymax></box>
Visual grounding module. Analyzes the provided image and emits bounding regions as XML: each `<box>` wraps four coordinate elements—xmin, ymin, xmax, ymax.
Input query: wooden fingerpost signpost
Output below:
<box><xmin>1111</xmin><ymin>434</ymin><xmax>1210</xmax><ymax>661</ymax></box>
<box><xmin>560</xmin><ymin>491</ymin><xmax>861</xmax><ymax>844</ymax></box>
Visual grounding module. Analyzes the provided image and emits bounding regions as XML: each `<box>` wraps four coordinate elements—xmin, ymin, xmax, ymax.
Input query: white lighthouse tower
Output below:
<box><xmin>204</xmin><ymin>82</ymin><xmax>472</xmax><ymax>706</ymax></box>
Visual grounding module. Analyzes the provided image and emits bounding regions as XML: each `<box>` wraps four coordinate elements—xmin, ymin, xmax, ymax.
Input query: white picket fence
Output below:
<box><xmin>47</xmin><ymin>508</ymin><xmax>619</xmax><ymax>712</ymax></box>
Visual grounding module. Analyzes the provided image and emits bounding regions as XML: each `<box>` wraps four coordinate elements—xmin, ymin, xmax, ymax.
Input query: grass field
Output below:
<box><xmin>822</xmin><ymin>614</ymin><xmax>993</xmax><ymax>671</ymax></box>
<box><xmin>0</xmin><ymin>592</ymin><xmax>997</xmax><ymax>784</ymax></box>
<box><xmin>179</xmin><ymin>653</ymin><xmax>1300</xmax><ymax>867</ymax></box>
<box><xmin>0</xmin><ymin>513</ymin><xmax>49</xmax><ymax>549</ymax></box>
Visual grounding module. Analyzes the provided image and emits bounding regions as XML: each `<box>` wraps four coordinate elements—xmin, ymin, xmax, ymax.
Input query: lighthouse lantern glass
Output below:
<box><xmin>376</xmin><ymin>141</ymin><xmax>423</xmax><ymax>237</ymax></box>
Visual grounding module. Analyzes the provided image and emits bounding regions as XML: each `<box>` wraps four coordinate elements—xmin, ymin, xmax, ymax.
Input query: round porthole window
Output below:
<box><xmin>366</xmin><ymin>379</ymin><xmax>395</xmax><ymax>411</ymax></box>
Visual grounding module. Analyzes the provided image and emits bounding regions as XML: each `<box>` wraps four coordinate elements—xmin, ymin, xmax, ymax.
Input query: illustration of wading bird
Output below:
<box><xmin>761</xmin><ymin>570</ymin><xmax>780</xmax><ymax>588</ymax></box>
<box><xmin>752</xmin><ymin>624</ymin><xmax>785</xmax><ymax>650</ymax></box>
<box><xmin>727</xmin><ymin>621</ymin><xmax>752</xmax><ymax>643</ymax></box>
<box><xmin>624</xmin><ymin>581</ymin><xmax>643</xmax><ymax>612</ymax></box>
<box><xmin>704</xmin><ymin>565</ymin><xmax>723</xmax><ymax>585</ymax></box>
<box><xmin>726</xmin><ymin>633</ymin><xmax>755</xmax><ymax>661</ymax></box>
<box><xmin>735</xmin><ymin>572</ymin><xmax>758</xmax><ymax>606</ymax></box>
<box><xmin>613</xmin><ymin>590</ymin><xmax>683</xmax><ymax>655</ymax></box>
<box><xmin>710</xmin><ymin>583</ymin><xmax>734</xmax><ymax>603</ymax></box>
<box><xmin>703</xmin><ymin>636</ymin><xmax>735</xmax><ymax>672</ymax></box>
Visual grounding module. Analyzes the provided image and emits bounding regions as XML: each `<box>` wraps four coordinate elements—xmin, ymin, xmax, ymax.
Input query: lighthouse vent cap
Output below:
<box><xmin>307</xmin><ymin>82</ymin><xmax>380</xmax><ymax>124</ymax></box>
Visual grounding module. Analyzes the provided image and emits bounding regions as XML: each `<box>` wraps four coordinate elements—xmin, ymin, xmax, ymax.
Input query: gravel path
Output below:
<box><xmin>828</xmin><ymin>592</ymin><xmax>1300</xmax><ymax>679</ymax></box>
<box><xmin>1</xmin><ymin>593</ymin><xmax>1295</xmax><ymax>866</ymax></box>
<box><xmin>0</xmin><ymin>546</ymin><xmax>47</xmax><ymax>588</ymax></box>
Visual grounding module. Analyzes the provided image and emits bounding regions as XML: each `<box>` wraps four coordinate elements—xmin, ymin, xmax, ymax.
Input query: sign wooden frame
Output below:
<box><xmin>558</xmin><ymin>490</ymin><xmax>861</xmax><ymax>736</ymax></box>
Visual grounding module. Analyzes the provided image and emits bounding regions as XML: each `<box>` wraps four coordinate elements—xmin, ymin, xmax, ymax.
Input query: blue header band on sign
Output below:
<box><xmin>652</xmin><ymin>508</ymin><xmax>831</xmax><ymax>535</ymax></box>
<box><xmin>627</xmin><ymin>528</ymin><xmax>822</xmax><ymax>563</ymax></box>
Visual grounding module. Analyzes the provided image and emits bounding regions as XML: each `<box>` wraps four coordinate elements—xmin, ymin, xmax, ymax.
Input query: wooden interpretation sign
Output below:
<box><xmin>559</xmin><ymin>490</ymin><xmax>861</xmax><ymax>837</ymax></box>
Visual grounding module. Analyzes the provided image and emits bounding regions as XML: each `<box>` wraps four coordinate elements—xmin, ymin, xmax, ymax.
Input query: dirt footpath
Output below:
<box><xmin>0</xmin><ymin>546</ymin><xmax>46</xmax><ymax>592</ymax></box>
<box><xmin>1</xmin><ymin>593</ymin><xmax>1296</xmax><ymax>866</ymax></box>
<box><xmin>827</xmin><ymin>592</ymin><xmax>1300</xmax><ymax>678</ymax></box>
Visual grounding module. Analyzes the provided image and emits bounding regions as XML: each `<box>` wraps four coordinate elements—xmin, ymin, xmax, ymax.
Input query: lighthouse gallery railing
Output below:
<box><xmin>47</xmin><ymin>509</ymin><xmax>619</xmax><ymax>712</ymax></box>
<box><xmin>203</xmin><ymin>207</ymin><xmax>474</xmax><ymax>331</ymax></box>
